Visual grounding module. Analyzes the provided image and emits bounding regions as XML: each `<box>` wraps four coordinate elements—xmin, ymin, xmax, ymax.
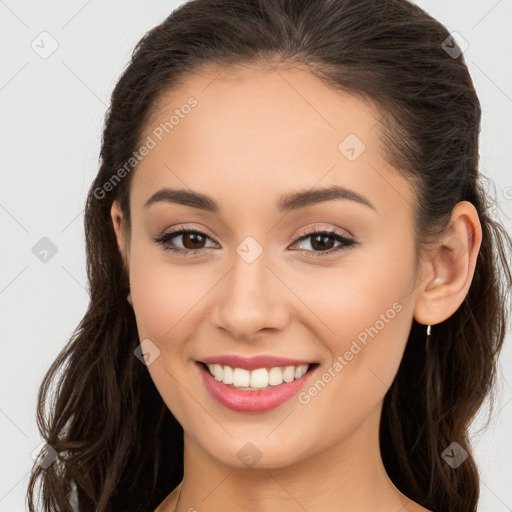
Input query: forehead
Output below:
<box><xmin>145</xmin><ymin>62</ymin><xmax>382</xmax><ymax>152</ymax></box>
<box><xmin>129</xmin><ymin>63</ymin><xmax>415</xmax><ymax>219</ymax></box>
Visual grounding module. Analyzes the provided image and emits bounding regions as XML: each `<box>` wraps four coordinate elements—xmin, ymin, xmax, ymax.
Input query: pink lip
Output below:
<box><xmin>196</xmin><ymin>361</ymin><xmax>318</xmax><ymax>413</ymax></box>
<box><xmin>199</xmin><ymin>354</ymin><xmax>316</xmax><ymax>371</ymax></box>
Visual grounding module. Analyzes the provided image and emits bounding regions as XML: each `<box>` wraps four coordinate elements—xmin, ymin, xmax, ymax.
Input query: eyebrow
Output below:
<box><xmin>144</xmin><ymin>185</ymin><xmax>376</xmax><ymax>213</ymax></box>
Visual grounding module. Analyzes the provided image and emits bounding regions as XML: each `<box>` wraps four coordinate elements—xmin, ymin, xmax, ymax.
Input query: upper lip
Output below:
<box><xmin>198</xmin><ymin>355</ymin><xmax>317</xmax><ymax>370</ymax></box>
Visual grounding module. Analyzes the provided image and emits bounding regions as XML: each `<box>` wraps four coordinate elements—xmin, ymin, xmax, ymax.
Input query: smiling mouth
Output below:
<box><xmin>198</xmin><ymin>361</ymin><xmax>319</xmax><ymax>391</ymax></box>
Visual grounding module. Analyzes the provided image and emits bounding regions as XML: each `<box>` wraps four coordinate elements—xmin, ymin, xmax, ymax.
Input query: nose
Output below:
<box><xmin>211</xmin><ymin>248</ymin><xmax>290</xmax><ymax>342</ymax></box>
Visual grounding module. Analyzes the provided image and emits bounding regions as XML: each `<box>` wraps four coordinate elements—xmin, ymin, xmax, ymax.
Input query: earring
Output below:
<box><xmin>426</xmin><ymin>324</ymin><xmax>432</xmax><ymax>356</ymax></box>
<box><xmin>127</xmin><ymin>292</ymin><xmax>133</xmax><ymax>306</ymax></box>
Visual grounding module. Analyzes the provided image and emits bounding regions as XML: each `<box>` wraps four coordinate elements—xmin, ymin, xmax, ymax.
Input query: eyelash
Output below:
<box><xmin>153</xmin><ymin>225</ymin><xmax>358</xmax><ymax>258</ymax></box>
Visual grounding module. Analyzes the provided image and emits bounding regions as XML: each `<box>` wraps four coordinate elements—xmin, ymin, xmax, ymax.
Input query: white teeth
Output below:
<box><xmin>249</xmin><ymin>368</ymin><xmax>268</xmax><ymax>389</ymax></box>
<box><xmin>223</xmin><ymin>365</ymin><xmax>234</xmax><ymax>384</ymax></box>
<box><xmin>282</xmin><ymin>366</ymin><xmax>295</xmax><ymax>383</ymax></box>
<box><xmin>233</xmin><ymin>368</ymin><xmax>250</xmax><ymax>387</ymax></box>
<box><xmin>205</xmin><ymin>363</ymin><xmax>310</xmax><ymax>390</ymax></box>
<box><xmin>268</xmin><ymin>367</ymin><xmax>283</xmax><ymax>386</ymax></box>
<box><xmin>213</xmin><ymin>364</ymin><xmax>223</xmax><ymax>381</ymax></box>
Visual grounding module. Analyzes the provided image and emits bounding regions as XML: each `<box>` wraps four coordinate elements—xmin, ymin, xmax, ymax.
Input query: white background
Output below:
<box><xmin>1</xmin><ymin>1</ymin><xmax>511</xmax><ymax>510</ymax></box>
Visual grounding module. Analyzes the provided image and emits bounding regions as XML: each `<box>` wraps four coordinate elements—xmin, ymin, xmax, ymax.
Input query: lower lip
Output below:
<box><xmin>196</xmin><ymin>362</ymin><xmax>317</xmax><ymax>413</ymax></box>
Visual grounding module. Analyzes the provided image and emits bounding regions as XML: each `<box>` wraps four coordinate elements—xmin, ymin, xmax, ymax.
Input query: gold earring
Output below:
<box><xmin>426</xmin><ymin>324</ymin><xmax>432</xmax><ymax>356</ymax></box>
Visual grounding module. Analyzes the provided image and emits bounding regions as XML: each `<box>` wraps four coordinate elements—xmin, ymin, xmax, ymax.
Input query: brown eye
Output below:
<box><xmin>291</xmin><ymin>228</ymin><xmax>357</xmax><ymax>257</ymax></box>
<box><xmin>153</xmin><ymin>226</ymin><xmax>358</xmax><ymax>258</ymax></box>
<box><xmin>181</xmin><ymin>232</ymin><xmax>207</xmax><ymax>250</ymax></box>
<box><xmin>153</xmin><ymin>228</ymin><xmax>218</xmax><ymax>255</ymax></box>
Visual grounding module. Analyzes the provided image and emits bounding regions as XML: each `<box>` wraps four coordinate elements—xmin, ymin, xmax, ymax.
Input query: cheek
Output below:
<box><xmin>290</xmin><ymin>280</ymin><xmax>413</xmax><ymax>452</ymax></box>
<box><xmin>291</xmin><ymin>253</ymin><xmax>413</xmax><ymax>353</ymax></box>
<box><xmin>305</xmin><ymin>258</ymin><xmax>415</xmax><ymax>419</ymax></box>
<box><xmin>128</xmin><ymin>242</ymin><xmax>209</xmax><ymax>340</ymax></box>
<box><xmin>128</xmin><ymin>246</ymin><xmax>206</xmax><ymax>422</ymax></box>
<box><xmin>296</xmin><ymin>246</ymin><xmax>415</xmax><ymax>388</ymax></box>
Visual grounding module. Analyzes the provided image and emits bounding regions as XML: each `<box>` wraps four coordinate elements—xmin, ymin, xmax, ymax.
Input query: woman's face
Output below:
<box><xmin>113</xmin><ymin>64</ymin><xmax>426</xmax><ymax>468</ymax></box>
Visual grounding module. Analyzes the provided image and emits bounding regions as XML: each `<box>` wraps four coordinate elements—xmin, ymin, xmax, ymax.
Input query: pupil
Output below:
<box><xmin>184</xmin><ymin>233</ymin><xmax>204</xmax><ymax>249</ymax></box>
<box><xmin>312</xmin><ymin>234</ymin><xmax>334</xmax><ymax>251</ymax></box>
<box><xmin>180</xmin><ymin>233</ymin><xmax>336</xmax><ymax>251</ymax></box>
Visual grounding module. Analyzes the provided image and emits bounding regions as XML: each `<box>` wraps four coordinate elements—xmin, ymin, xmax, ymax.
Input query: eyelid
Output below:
<box><xmin>292</xmin><ymin>224</ymin><xmax>353</xmax><ymax>241</ymax></box>
<box><xmin>154</xmin><ymin>223</ymin><xmax>357</xmax><ymax>257</ymax></box>
<box><xmin>288</xmin><ymin>225</ymin><xmax>357</xmax><ymax>257</ymax></box>
<box><xmin>154</xmin><ymin>224</ymin><xmax>218</xmax><ymax>245</ymax></box>
<box><xmin>158</xmin><ymin>223</ymin><xmax>353</xmax><ymax>242</ymax></box>
<box><xmin>157</xmin><ymin>224</ymin><xmax>217</xmax><ymax>242</ymax></box>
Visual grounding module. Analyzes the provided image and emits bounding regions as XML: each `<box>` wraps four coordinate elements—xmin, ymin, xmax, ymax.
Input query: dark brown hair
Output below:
<box><xmin>27</xmin><ymin>0</ymin><xmax>512</xmax><ymax>511</ymax></box>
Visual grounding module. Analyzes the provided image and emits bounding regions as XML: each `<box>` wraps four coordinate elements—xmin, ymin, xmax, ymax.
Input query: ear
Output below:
<box><xmin>413</xmin><ymin>201</ymin><xmax>482</xmax><ymax>326</ymax></box>
<box><xmin>111</xmin><ymin>199</ymin><xmax>130</xmax><ymax>271</ymax></box>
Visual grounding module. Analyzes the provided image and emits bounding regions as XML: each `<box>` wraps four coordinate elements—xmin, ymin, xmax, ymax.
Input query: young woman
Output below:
<box><xmin>27</xmin><ymin>1</ymin><xmax>512</xmax><ymax>511</ymax></box>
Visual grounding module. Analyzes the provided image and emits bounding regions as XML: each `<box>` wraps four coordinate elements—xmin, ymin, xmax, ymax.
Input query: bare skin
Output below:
<box><xmin>111</xmin><ymin>63</ymin><xmax>482</xmax><ymax>512</ymax></box>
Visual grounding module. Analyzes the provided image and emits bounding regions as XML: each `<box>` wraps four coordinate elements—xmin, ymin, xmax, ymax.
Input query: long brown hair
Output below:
<box><xmin>27</xmin><ymin>0</ymin><xmax>512</xmax><ymax>510</ymax></box>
